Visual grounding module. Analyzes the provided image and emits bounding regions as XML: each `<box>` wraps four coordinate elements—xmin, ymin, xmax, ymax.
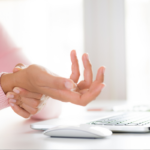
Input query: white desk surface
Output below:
<box><xmin>1</xmin><ymin>103</ymin><xmax>150</xmax><ymax>149</ymax></box>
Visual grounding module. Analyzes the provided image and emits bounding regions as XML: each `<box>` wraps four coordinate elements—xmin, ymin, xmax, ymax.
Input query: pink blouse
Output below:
<box><xmin>0</xmin><ymin>23</ymin><xmax>62</xmax><ymax>120</ymax></box>
<box><xmin>0</xmin><ymin>72</ymin><xmax>9</xmax><ymax>109</ymax></box>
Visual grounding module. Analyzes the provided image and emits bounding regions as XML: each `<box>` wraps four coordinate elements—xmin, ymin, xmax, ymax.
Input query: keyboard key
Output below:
<box><xmin>92</xmin><ymin>122</ymin><xmax>104</xmax><ymax>125</ymax></box>
<box><xmin>115</xmin><ymin>124</ymin><xmax>126</xmax><ymax>126</ymax></box>
<box><xmin>126</xmin><ymin>123</ymin><xmax>138</xmax><ymax>126</ymax></box>
<box><xmin>103</xmin><ymin>123</ymin><xmax>116</xmax><ymax>125</ymax></box>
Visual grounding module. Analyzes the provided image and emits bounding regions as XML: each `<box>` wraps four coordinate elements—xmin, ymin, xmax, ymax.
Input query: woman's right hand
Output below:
<box><xmin>1</xmin><ymin>50</ymin><xmax>105</xmax><ymax>106</ymax></box>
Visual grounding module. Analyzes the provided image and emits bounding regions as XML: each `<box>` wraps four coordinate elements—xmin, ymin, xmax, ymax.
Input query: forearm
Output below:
<box><xmin>0</xmin><ymin>73</ymin><xmax>9</xmax><ymax>110</ymax></box>
<box><xmin>0</xmin><ymin>73</ymin><xmax>15</xmax><ymax>94</ymax></box>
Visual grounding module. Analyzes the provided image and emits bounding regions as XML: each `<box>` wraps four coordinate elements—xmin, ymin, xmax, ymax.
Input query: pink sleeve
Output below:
<box><xmin>0</xmin><ymin>72</ymin><xmax>9</xmax><ymax>110</ymax></box>
<box><xmin>0</xmin><ymin>23</ymin><xmax>61</xmax><ymax>119</ymax></box>
<box><xmin>0</xmin><ymin>24</ymin><xmax>31</xmax><ymax>72</ymax></box>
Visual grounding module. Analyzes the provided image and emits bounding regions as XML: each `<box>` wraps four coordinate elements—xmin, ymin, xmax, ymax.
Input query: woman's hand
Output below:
<box><xmin>6</xmin><ymin>87</ymin><xmax>43</xmax><ymax>118</ymax></box>
<box><xmin>1</xmin><ymin>50</ymin><xmax>105</xmax><ymax>106</ymax></box>
<box><xmin>54</xmin><ymin>50</ymin><xmax>105</xmax><ymax>106</ymax></box>
<box><xmin>70</xmin><ymin>50</ymin><xmax>105</xmax><ymax>93</ymax></box>
<box><xmin>6</xmin><ymin>64</ymin><xmax>49</xmax><ymax>118</ymax></box>
<box><xmin>19</xmin><ymin>50</ymin><xmax>105</xmax><ymax>106</ymax></box>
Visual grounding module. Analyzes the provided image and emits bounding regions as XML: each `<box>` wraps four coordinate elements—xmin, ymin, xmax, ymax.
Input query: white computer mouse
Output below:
<box><xmin>43</xmin><ymin>125</ymin><xmax>112</xmax><ymax>139</ymax></box>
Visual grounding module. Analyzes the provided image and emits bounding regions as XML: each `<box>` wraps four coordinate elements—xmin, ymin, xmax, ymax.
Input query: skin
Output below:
<box><xmin>1</xmin><ymin>50</ymin><xmax>105</xmax><ymax>118</ymax></box>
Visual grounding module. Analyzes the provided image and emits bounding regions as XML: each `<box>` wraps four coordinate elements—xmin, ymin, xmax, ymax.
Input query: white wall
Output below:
<box><xmin>0</xmin><ymin>0</ymin><xmax>126</xmax><ymax>102</ymax></box>
<box><xmin>84</xmin><ymin>0</ymin><xmax>126</xmax><ymax>100</ymax></box>
<box><xmin>0</xmin><ymin>0</ymin><xmax>84</xmax><ymax>79</ymax></box>
<box><xmin>125</xmin><ymin>0</ymin><xmax>150</xmax><ymax>104</ymax></box>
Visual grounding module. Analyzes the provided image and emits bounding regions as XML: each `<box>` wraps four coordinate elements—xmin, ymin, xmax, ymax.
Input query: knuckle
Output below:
<box><xmin>38</xmin><ymin>94</ymin><xmax>43</xmax><ymax>100</ymax></box>
<box><xmin>16</xmin><ymin>100</ymin><xmax>20</xmax><ymax>105</ymax></box>
<box><xmin>26</xmin><ymin>65</ymin><xmax>35</xmax><ymax>75</ymax></box>
<box><xmin>28</xmin><ymin>64</ymin><xmax>35</xmax><ymax>69</ymax></box>
<box><xmin>20</xmin><ymin>90</ymin><xmax>26</xmax><ymax>96</ymax></box>
<box><xmin>18</xmin><ymin>88</ymin><xmax>29</xmax><ymax>97</ymax></box>
<box><xmin>32</xmin><ymin>100</ymin><xmax>40</xmax><ymax>108</ymax></box>
<box><xmin>13</xmin><ymin>95</ymin><xmax>18</xmax><ymax>101</ymax></box>
<box><xmin>31</xmin><ymin>109</ymin><xmax>38</xmax><ymax>115</ymax></box>
<box><xmin>77</xmin><ymin>72</ymin><xmax>80</xmax><ymax>77</ymax></box>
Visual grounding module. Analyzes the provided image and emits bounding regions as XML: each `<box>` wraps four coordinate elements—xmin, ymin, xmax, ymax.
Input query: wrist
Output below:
<box><xmin>0</xmin><ymin>73</ymin><xmax>16</xmax><ymax>94</ymax></box>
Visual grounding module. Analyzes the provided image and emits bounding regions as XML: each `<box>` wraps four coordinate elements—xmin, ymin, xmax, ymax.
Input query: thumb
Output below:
<box><xmin>13</xmin><ymin>63</ymin><xmax>27</xmax><ymax>73</ymax></box>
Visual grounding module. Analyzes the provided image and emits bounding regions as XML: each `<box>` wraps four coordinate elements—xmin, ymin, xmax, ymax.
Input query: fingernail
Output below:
<box><xmin>73</xmin><ymin>50</ymin><xmax>76</xmax><ymax>56</ymax></box>
<box><xmin>71</xmin><ymin>83</ymin><xmax>77</xmax><ymax>91</ymax></box>
<box><xmin>101</xmin><ymin>84</ymin><xmax>106</xmax><ymax>90</ymax></box>
<box><xmin>103</xmin><ymin>67</ymin><xmax>105</xmax><ymax>74</ymax></box>
<box><xmin>15</xmin><ymin>65</ymin><xmax>25</xmax><ymax>69</ymax></box>
<box><xmin>65</xmin><ymin>81</ymin><xmax>74</xmax><ymax>90</ymax></box>
<box><xmin>6</xmin><ymin>94</ymin><xmax>14</xmax><ymax>99</ymax></box>
<box><xmin>13</xmin><ymin>87</ymin><xmax>20</xmax><ymax>94</ymax></box>
<box><xmin>9</xmin><ymin>99</ymin><xmax>16</xmax><ymax>103</ymax></box>
<box><xmin>86</xmin><ymin>53</ymin><xmax>89</xmax><ymax>60</ymax></box>
<box><xmin>72</xmin><ymin>50</ymin><xmax>77</xmax><ymax>60</ymax></box>
<box><xmin>10</xmin><ymin>103</ymin><xmax>14</xmax><ymax>107</ymax></box>
<box><xmin>15</xmin><ymin>66</ymin><xmax>21</xmax><ymax>68</ymax></box>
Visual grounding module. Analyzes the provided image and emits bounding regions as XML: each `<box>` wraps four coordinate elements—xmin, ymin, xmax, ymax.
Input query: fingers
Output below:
<box><xmin>20</xmin><ymin>96</ymin><xmax>40</xmax><ymax>108</ymax></box>
<box><xmin>70</xmin><ymin>50</ymin><xmax>80</xmax><ymax>83</ymax></box>
<box><xmin>13</xmin><ymin>63</ymin><xmax>26</xmax><ymax>73</ymax></box>
<box><xmin>10</xmin><ymin>103</ymin><xmax>30</xmax><ymax>118</ymax></box>
<box><xmin>39</xmin><ymin>66</ymin><xmax>105</xmax><ymax>106</ymax></box>
<box><xmin>96</xmin><ymin>66</ymin><xmax>105</xmax><ymax>83</ymax></box>
<box><xmin>39</xmin><ymin>82</ymin><xmax>104</xmax><ymax>106</ymax></box>
<box><xmin>19</xmin><ymin>102</ymin><xmax>38</xmax><ymax>115</ymax></box>
<box><xmin>78</xmin><ymin>53</ymin><xmax>93</xmax><ymax>89</ymax></box>
<box><xmin>8</xmin><ymin>97</ymin><xmax>39</xmax><ymax>115</ymax></box>
<box><xmin>13</xmin><ymin>87</ymin><xmax>42</xmax><ymax>99</ymax></box>
<box><xmin>7</xmin><ymin>90</ymin><xmax>41</xmax><ymax>115</ymax></box>
<box><xmin>7</xmin><ymin>92</ymin><xmax>41</xmax><ymax>108</ymax></box>
<box><xmin>79</xmin><ymin>83</ymin><xmax>105</xmax><ymax>106</ymax></box>
<box><xmin>78</xmin><ymin>66</ymin><xmax>105</xmax><ymax>105</ymax></box>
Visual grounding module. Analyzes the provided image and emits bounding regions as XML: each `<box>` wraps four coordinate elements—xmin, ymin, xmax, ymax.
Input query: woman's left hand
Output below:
<box><xmin>7</xmin><ymin>64</ymin><xmax>43</xmax><ymax>118</ymax></box>
<box><xmin>7</xmin><ymin>87</ymin><xmax>42</xmax><ymax>118</ymax></box>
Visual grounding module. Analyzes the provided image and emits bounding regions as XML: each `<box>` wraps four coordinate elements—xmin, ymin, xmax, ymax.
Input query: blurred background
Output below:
<box><xmin>0</xmin><ymin>0</ymin><xmax>150</xmax><ymax>107</ymax></box>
